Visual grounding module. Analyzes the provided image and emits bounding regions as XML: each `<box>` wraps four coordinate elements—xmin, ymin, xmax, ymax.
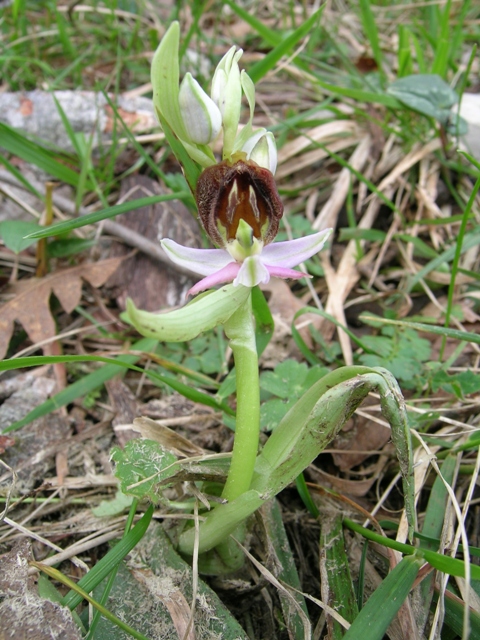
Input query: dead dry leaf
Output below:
<box><xmin>0</xmin><ymin>257</ymin><xmax>122</xmax><ymax>359</ymax></box>
<box><xmin>133</xmin><ymin>416</ymin><xmax>205</xmax><ymax>458</ymax></box>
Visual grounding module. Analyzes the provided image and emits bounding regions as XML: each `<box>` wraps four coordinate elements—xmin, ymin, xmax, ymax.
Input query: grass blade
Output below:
<box><xmin>358</xmin><ymin>0</ymin><xmax>383</xmax><ymax>77</ymax></box>
<box><xmin>26</xmin><ymin>192</ymin><xmax>189</xmax><ymax>239</ymax></box>
<box><xmin>0</xmin><ymin>122</ymin><xmax>85</xmax><ymax>188</ymax></box>
<box><xmin>60</xmin><ymin>505</ymin><xmax>154</xmax><ymax>610</ymax></box>
<box><xmin>344</xmin><ymin>519</ymin><xmax>480</xmax><ymax>581</ymax></box>
<box><xmin>263</xmin><ymin>499</ymin><xmax>310</xmax><ymax>640</ymax></box>
<box><xmin>33</xmin><ymin>563</ymin><xmax>150</xmax><ymax>640</ymax></box>
<box><xmin>343</xmin><ymin>555</ymin><xmax>423</xmax><ymax>640</ymax></box>
<box><xmin>1</xmin><ymin>350</ymin><xmax>232</xmax><ymax>434</ymax></box>
<box><xmin>247</xmin><ymin>8</ymin><xmax>324</xmax><ymax>83</ymax></box>
<box><xmin>431</xmin><ymin>0</ymin><xmax>452</xmax><ymax>77</ymax></box>
<box><xmin>359</xmin><ymin>314</ymin><xmax>480</xmax><ymax>346</ymax></box>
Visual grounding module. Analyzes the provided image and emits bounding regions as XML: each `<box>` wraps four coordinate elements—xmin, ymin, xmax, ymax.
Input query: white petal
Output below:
<box><xmin>234</xmin><ymin>255</ymin><xmax>271</xmax><ymax>288</ymax></box>
<box><xmin>261</xmin><ymin>229</ymin><xmax>332</xmax><ymax>268</ymax></box>
<box><xmin>161</xmin><ymin>239</ymin><xmax>233</xmax><ymax>276</ymax></box>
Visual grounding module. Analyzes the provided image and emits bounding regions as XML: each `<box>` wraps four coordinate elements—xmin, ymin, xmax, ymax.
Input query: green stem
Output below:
<box><xmin>221</xmin><ymin>292</ymin><xmax>260</xmax><ymax>502</ymax></box>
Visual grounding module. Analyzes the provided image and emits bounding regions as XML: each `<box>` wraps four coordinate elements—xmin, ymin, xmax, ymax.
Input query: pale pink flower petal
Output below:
<box><xmin>188</xmin><ymin>262</ymin><xmax>240</xmax><ymax>296</ymax></box>
<box><xmin>161</xmin><ymin>238</ymin><xmax>232</xmax><ymax>276</ymax></box>
<box><xmin>264</xmin><ymin>265</ymin><xmax>309</xmax><ymax>280</ymax></box>
<box><xmin>261</xmin><ymin>229</ymin><xmax>332</xmax><ymax>268</ymax></box>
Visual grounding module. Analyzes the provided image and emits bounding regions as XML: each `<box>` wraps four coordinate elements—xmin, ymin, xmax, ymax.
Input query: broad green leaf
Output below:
<box><xmin>91</xmin><ymin>490</ymin><xmax>133</xmax><ymax>517</ymax></box>
<box><xmin>251</xmin><ymin>285</ymin><xmax>274</xmax><ymax>356</ymax></box>
<box><xmin>264</xmin><ymin>499</ymin><xmax>310</xmax><ymax>640</ymax></box>
<box><xmin>387</xmin><ymin>74</ymin><xmax>458</xmax><ymax>124</ymax></box>
<box><xmin>0</xmin><ymin>220</ymin><xmax>40</xmax><ymax>253</ymax></box>
<box><xmin>151</xmin><ymin>22</ymin><xmax>188</xmax><ymax>142</ymax></box>
<box><xmin>180</xmin><ymin>366</ymin><xmax>415</xmax><ymax>556</ymax></box>
<box><xmin>94</xmin><ymin>523</ymin><xmax>248</xmax><ymax>639</ymax></box>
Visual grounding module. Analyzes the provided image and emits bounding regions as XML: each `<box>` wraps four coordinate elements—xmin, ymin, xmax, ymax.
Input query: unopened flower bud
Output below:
<box><xmin>179</xmin><ymin>73</ymin><xmax>222</xmax><ymax>145</ymax></box>
<box><xmin>211</xmin><ymin>47</ymin><xmax>243</xmax><ymax>157</ymax></box>
<box><xmin>241</xmin><ymin>130</ymin><xmax>278</xmax><ymax>175</ymax></box>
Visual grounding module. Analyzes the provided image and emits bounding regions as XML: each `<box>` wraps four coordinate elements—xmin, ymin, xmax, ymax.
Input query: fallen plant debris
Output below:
<box><xmin>0</xmin><ymin>257</ymin><xmax>122</xmax><ymax>360</ymax></box>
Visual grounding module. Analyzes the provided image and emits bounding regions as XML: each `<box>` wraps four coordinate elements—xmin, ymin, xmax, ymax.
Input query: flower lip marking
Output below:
<box><xmin>196</xmin><ymin>159</ymin><xmax>284</xmax><ymax>248</ymax></box>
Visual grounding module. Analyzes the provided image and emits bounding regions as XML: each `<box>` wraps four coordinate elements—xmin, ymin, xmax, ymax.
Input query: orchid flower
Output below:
<box><xmin>159</xmin><ymin>153</ymin><xmax>331</xmax><ymax>297</ymax></box>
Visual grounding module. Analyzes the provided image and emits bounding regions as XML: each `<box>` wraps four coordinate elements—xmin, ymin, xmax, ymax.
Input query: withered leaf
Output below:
<box><xmin>0</xmin><ymin>257</ymin><xmax>122</xmax><ymax>359</ymax></box>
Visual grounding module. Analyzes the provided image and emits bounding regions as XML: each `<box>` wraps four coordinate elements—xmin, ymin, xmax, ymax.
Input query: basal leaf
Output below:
<box><xmin>0</xmin><ymin>220</ymin><xmax>40</xmax><ymax>254</ymax></box>
<box><xmin>387</xmin><ymin>74</ymin><xmax>459</xmax><ymax>124</ymax></box>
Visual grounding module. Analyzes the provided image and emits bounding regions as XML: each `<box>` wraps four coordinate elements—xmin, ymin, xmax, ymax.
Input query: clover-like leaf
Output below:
<box><xmin>112</xmin><ymin>439</ymin><xmax>178</xmax><ymax>502</ymax></box>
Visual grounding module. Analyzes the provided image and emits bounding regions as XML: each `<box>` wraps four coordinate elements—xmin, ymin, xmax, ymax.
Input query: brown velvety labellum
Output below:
<box><xmin>195</xmin><ymin>160</ymin><xmax>284</xmax><ymax>247</ymax></box>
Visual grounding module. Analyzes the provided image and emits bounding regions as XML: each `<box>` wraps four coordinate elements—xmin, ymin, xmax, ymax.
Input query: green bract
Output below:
<box><xmin>125</xmin><ymin>284</ymin><xmax>250</xmax><ymax>343</ymax></box>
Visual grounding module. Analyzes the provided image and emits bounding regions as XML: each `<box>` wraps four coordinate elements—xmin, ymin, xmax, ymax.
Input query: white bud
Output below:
<box><xmin>179</xmin><ymin>73</ymin><xmax>222</xmax><ymax>145</ymax></box>
<box><xmin>242</xmin><ymin>130</ymin><xmax>278</xmax><ymax>174</ymax></box>
<box><xmin>211</xmin><ymin>46</ymin><xmax>243</xmax><ymax>158</ymax></box>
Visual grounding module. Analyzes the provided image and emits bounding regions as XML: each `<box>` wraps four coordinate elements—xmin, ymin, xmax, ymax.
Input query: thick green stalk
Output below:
<box><xmin>221</xmin><ymin>293</ymin><xmax>259</xmax><ymax>502</ymax></box>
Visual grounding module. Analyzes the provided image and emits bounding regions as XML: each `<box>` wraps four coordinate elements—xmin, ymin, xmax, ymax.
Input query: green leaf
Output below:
<box><xmin>431</xmin><ymin>370</ymin><xmax>480</xmax><ymax>398</ymax></box>
<box><xmin>387</xmin><ymin>74</ymin><xmax>459</xmax><ymax>124</ymax></box>
<box><xmin>26</xmin><ymin>193</ymin><xmax>189</xmax><ymax>239</ymax></box>
<box><xmin>0</xmin><ymin>122</ymin><xmax>84</xmax><ymax>187</ymax></box>
<box><xmin>94</xmin><ymin>524</ymin><xmax>248</xmax><ymax>639</ymax></box>
<box><xmin>125</xmin><ymin>285</ymin><xmax>251</xmax><ymax>343</ymax></box>
<box><xmin>320</xmin><ymin>512</ymin><xmax>359</xmax><ymax>638</ymax></box>
<box><xmin>47</xmin><ymin>237</ymin><xmax>96</xmax><ymax>258</ymax></box>
<box><xmin>151</xmin><ymin>22</ymin><xmax>188</xmax><ymax>142</ymax></box>
<box><xmin>343</xmin><ymin>555</ymin><xmax>423</xmax><ymax>640</ymax></box>
<box><xmin>112</xmin><ymin>439</ymin><xmax>178</xmax><ymax>501</ymax></box>
<box><xmin>247</xmin><ymin>8</ymin><xmax>324</xmax><ymax>83</ymax></box>
<box><xmin>358</xmin><ymin>0</ymin><xmax>383</xmax><ymax>75</ymax></box>
<box><xmin>260</xmin><ymin>360</ymin><xmax>329</xmax><ymax>431</ymax></box>
<box><xmin>251</xmin><ymin>286</ymin><xmax>274</xmax><ymax>356</ymax></box>
<box><xmin>61</xmin><ymin>505</ymin><xmax>154</xmax><ymax>610</ymax></box>
<box><xmin>359</xmin><ymin>314</ymin><xmax>480</xmax><ymax>346</ymax></box>
<box><xmin>0</xmin><ymin>220</ymin><xmax>40</xmax><ymax>253</ymax></box>
<box><xmin>358</xmin><ymin>327</ymin><xmax>431</xmax><ymax>390</ymax></box>
<box><xmin>91</xmin><ymin>490</ymin><xmax>134</xmax><ymax>517</ymax></box>
<box><xmin>1</xmin><ymin>345</ymin><xmax>234</xmax><ymax>433</ymax></box>
<box><xmin>263</xmin><ymin>500</ymin><xmax>310</xmax><ymax>639</ymax></box>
